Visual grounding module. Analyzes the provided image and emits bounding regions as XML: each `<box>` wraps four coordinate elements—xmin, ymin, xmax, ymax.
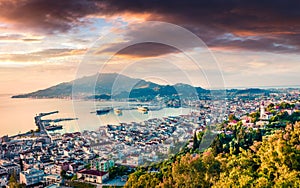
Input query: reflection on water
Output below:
<box><xmin>0</xmin><ymin>95</ymin><xmax>190</xmax><ymax>136</ymax></box>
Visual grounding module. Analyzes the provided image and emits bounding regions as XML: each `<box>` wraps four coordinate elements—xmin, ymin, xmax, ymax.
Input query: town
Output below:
<box><xmin>0</xmin><ymin>88</ymin><xmax>299</xmax><ymax>187</ymax></box>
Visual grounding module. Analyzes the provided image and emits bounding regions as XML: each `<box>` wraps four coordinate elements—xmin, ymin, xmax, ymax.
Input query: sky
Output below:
<box><xmin>0</xmin><ymin>0</ymin><xmax>300</xmax><ymax>94</ymax></box>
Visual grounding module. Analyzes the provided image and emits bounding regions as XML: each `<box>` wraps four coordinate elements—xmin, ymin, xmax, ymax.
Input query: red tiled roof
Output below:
<box><xmin>78</xmin><ymin>169</ymin><xmax>108</xmax><ymax>176</ymax></box>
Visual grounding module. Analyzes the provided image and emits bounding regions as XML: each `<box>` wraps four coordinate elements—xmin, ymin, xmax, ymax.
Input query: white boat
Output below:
<box><xmin>137</xmin><ymin>106</ymin><xmax>149</xmax><ymax>112</ymax></box>
<box><xmin>114</xmin><ymin>108</ymin><xmax>122</xmax><ymax>115</ymax></box>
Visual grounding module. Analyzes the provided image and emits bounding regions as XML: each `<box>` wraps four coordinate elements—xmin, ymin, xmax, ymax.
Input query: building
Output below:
<box><xmin>77</xmin><ymin>169</ymin><xmax>109</xmax><ymax>184</ymax></box>
<box><xmin>42</xmin><ymin>174</ymin><xmax>61</xmax><ymax>186</ymax></box>
<box><xmin>69</xmin><ymin>161</ymin><xmax>85</xmax><ymax>173</ymax></box>
<box><xmin>260</xmin><ymin>101</ymin><xmax>273</xmax><ymax>120</ymax></box>
<box><xmin>260</xmin><ymin>101</ymin><xmax>265</xmax><ymax>119</ymax></box>
<box><xmin>91</xmin><ymin>158</ymin><xmax>114</xmax><ymax>172</ymax></box>
<box><xmin>0</xmin><ymin>166</ymin><xmax>7</xmax><ymax>176</ymax></box>
<box><xmin>44</xmin><ymin>164</ymin><xmax>62</xmax><ymax>175</ymax></box>
<box><xmin>19</xmin><ymin>168</ymin><xmax>45</xmax><ymax>186</ymax></box>
<box><xmin>0</xmin><ymin>166</ymin><xmax>8</xmax><ymax>187</ymax></box>
<box><xmin>1</xmin><ymin>162</ymin><xmax>20</xmax><ymax>176</ymax></box>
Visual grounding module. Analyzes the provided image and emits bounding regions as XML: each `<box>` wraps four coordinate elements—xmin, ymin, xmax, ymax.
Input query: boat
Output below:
<box><xmin>96</xmin><ymin>107</ymin><xmax>113</xmax><ymax>115</ymax></box>
<box><xmin>114</xmin><ymin>108</ymin><xmax>122</xmax><ymax>115</ymax></box>
<box><xmin>137</xmin><ymin>106</ymin><xmax>149</xmax><ymax>112</ymax></box>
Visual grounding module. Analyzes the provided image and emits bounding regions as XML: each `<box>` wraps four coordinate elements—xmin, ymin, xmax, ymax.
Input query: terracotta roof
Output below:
<box><xmin>78</xmin><ymin>169</ymin><xmax>108</xmax><ymax>176</ymax></box>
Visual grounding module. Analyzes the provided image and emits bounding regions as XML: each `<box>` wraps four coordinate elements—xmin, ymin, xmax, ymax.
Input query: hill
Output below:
<box><xmin>11</xmin><ymin>73</ymin><xmax>209</xmax><ymax>100</ymax></box>
<box><xmin>11</xmin><ymin>73</ymin><xmax>273</xmax><ymax>100</ymax></box>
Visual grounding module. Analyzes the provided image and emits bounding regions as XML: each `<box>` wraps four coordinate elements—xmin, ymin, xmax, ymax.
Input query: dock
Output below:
<box><xmin>34</xmin><ymin>111</ymin><xmax>77</xmax><ymax>132</ymax></box>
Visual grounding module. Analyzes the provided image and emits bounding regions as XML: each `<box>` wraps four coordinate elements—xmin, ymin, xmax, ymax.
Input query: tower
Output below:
<box><xmin>260</xmin><ymin>101</ymin><xmax>265</xmax><ymax>119</ymax></box>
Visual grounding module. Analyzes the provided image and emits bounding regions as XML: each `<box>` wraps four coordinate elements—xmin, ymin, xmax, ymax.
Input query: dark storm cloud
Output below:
<box><xmin>100</xmin><ymin>0</ymin><xmax>300</xmax><ymax>53</ymax></box>
<box><xmin>0</xmin><ymin>0</ymin><xmax>100</xmax><ymax>33</ymax></box>
<box><xmin>97</xmin><ymin>23</ymin><xmax>201</xmax><ymax>57</ymax></box>
<box><xmin>100</xmin><ymin>42</ymin><xmax>179</xmax><ymax>58</ymax></box>
<box><xmin>1</xmin><ymin>0</ymin><xmax>300</xmax><ymax>53</ymax></box>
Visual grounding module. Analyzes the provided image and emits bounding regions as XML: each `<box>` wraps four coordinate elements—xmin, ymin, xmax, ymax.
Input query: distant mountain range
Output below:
<box><xmin>11</xmin><ymin>73</ymin><xmax>269</xmax><ymax>100</ymax></box>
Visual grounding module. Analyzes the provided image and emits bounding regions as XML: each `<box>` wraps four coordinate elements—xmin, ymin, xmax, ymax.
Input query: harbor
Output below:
<box><xmin>34</xmin><ymin>111</ymin><xmax>78</xmax><ymax>133</ymax></box>
<box><xmin>0</xmin><ymin>96</ymin><xmax>190</xmax><ymax>137</ymax></box>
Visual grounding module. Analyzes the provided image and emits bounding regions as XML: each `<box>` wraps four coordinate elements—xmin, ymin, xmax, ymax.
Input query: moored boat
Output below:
<box><xmin>96</xmin><ymin>107</ymin><xmax>113</xmax><ymax>115</ymax></box>
<box><xmin>137</xmin><ymin>106</ymin><xmax>149</xmax><ymax>112</ymax></box>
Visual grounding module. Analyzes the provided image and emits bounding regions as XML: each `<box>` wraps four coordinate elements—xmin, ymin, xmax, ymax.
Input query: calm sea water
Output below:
<box><xmin>0</xmin><ymin>95</ymin><xmax>190</xmax><ymax>136</ymax></box>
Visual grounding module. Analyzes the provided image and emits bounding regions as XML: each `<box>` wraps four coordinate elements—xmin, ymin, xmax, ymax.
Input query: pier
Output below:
<box><xmin>34</xmin><ymin>111</ymin><xmax>78</xmax><ymax>132</ymax></box>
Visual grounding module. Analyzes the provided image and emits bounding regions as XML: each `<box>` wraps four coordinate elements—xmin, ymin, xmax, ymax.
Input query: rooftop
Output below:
<box><xmin>78</xmin><ymin>169</ymin><xmax>108</xmax><ymax>176</ymax></box>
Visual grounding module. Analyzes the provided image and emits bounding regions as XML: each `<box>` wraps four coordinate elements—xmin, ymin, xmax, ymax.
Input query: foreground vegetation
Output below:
<box><xmin>125</xmin><ymin>119</ymin><xmax>300</xmax><ymax>187</ymax></box>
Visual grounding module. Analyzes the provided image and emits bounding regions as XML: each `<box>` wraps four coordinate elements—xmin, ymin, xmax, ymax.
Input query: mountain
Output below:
<box><xmin>11</xmin><ymin>73</ymin><xmax>272</xmax><ymax>100</ymax></box>
<box><xmin>11</xmin><ymin>73</ymin><xmax>209</xmax><ymax>100</ymax></box>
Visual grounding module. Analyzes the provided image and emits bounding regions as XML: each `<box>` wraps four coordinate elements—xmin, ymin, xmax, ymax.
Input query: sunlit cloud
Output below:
<box><xmin>0</xmin><ymin>48</ymin><xmax>86</xmax><ymax>65</ymax></box>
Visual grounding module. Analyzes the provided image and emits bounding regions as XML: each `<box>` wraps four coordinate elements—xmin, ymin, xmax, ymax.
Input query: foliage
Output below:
<box><xmin>125</xmin><ymin>122</ymin><xmax>300</xmax><ymax>187</ymax></box>
<box><xmin>193</xmin><ymin>131</ymin><xmax>200</xmax><ymax>151</ymax></box>
<box><xmin>269</xmin><ymin>111</ymin><xmax>300</xmax><ymax>124</ymax></box>
<box><xmin>109</xmin><ymin>165</ymin><xmax>131</xmax><ymax>179</ymax></box>
<box><xmin>85</xmin><ymin>163</ymin><xmax>91</xmax><ymax>169</ymax></box>
<box><xmin>228</xmin><ymin>114</ymin><xmax>239</xmax><ymax>121</ymax></box>
<box><xmin>71</xmin><ymin>174</ymin><xmax>78</xmax><ymax>181</ymax></box>
<box><xmin>8</xmin><ymin>173</ymin><xmax>26</xmax><ymax>188</ymax></box>
<box><xmin>249</xmin><ymin>111</ymin><xmax>260</xmax><ymax>123</ymax></box>
<box><xmin>278</xmin><ymin>102</ymin><xmax>295</xmax><ymax>109</ymax></box>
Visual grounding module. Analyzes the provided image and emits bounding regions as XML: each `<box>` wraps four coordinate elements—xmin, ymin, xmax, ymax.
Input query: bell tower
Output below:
<box><xmin>260</xmin><ymin>101</ymin><xmax>265</xmax><ymax>119</ymax></box>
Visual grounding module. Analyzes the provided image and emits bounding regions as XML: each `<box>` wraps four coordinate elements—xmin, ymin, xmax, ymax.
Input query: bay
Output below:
<box><xmin>0</xmin><ymin>95</ymin><xmax>190</xmax><ymax>136</ymax></box>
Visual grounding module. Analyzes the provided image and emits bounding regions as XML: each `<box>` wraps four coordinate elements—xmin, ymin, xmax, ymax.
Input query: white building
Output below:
<box><xmin>0</xmin><ymin>161</ymin><xmax>20</xmax><ymax>177</ymax></box>
<box><xmin>42</xmin><ymin>174</ymin><xmax>61</xmax><ymax>186</ymax></box>
<box><xmin>20</xmin><ymin>168</ymin><xmax>45</xmax><ymax>186</ymax></box>
<box><xmin>0</xmin><ymin>166</ymin><xmax>8</xmax><ymax>187</ymax></box>
<box><xmin>260</xmin><ymin>101</ymin><xmax>273</xmax><ymax>120</ymax></box>
<box><xmin>77</xmin><ymin>169</ymin><xmax>109</xmax><ymax>184</ymax></box>
<box><xmin>260</xmin><ymin>101</ymin><xmax>265</xmax><ymax>119</ymax></box>
<box><xmin>44</xmin><ymin>164</ymin><xmax>62</xmax><ymax>175</ymax></box>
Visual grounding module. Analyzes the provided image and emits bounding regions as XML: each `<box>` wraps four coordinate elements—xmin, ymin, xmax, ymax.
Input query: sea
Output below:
<box><xmin>0</xmin><ymin>94</ymin><xmax>190</xmax><ymax>136</ymax></box>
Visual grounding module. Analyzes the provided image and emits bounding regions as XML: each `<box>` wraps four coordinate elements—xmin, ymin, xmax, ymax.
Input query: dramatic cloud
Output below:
<box><xmin>96</xmin><ymin>23</ymin><xmax>199</xmax><ymax>58</ymax></box>
<box><xmin>1</xmin><ymin>0</ymin><xmax>300</xmax><ymax>54</ymax></box>
<box><xmin>97</xmin><ymin>0</ymin><xmax>300</xmax><ymax>53</ymax></box>
<box><xmin>0</xmin><ymin>0</ymin><xmax>100</xmax><ymax>33</ymax></box>
<box><xmin>112</xmin><ymin>43</ymin><xmax>179</xmax><ymax>58</ymax></box>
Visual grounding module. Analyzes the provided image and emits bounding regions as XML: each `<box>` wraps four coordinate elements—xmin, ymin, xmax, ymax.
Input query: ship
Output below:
<box><xmin>137</xmin><ymin>106</ymin><xmax>149</xmax><ymax>112</ymax></box>
<box><xmin>96</xmin><ymin>107</ymin><xmax>113</xmax><ymax>115</ymax></box>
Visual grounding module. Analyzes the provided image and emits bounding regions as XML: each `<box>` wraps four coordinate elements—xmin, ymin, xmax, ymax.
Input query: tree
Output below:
<box><xmin>249</xmin><ymin>111</ymin><xmax>260</xmax><ymax>123</ymax></box>
<box><xmin>171</xmin><ymin>153</ymin><xmax>207</xmax><ymax>187</ymax></box>
<box><xmin>228</xmin><ymin>114</ymin><xmax>238</xmax><ymax>121</ymax></box>
<box><xmin>123</xmin><ymin>121</ymin><xmax>300</xmax><ymax>188</ymax></box>
<box><xmin>193</xmin><ymin>131</ymin><xmax>199</xmax><ymax>151</ymax></box>
<box><xmin>266</xmin><ymin>103</ymin><xmax>275</xmax><ymax>112</ymax></box>
<box><xmin>8</xmin><ymin>173</ymin><xmax>18</xmax><ymax>187</ymax></box>
<box><xmin>71</xmin><ymin>174</ymin><xmax>77</xmax><ymax>181</ymax></box>
<box><xmin>8</xmin><ymin>173</ymin><xmax>25</xmax><ymax>188</ymax></box>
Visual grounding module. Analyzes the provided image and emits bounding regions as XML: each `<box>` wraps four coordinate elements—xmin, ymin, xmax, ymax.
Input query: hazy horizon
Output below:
<box><xmin>2</xmin><ymin>72</ymin><xmax>300</xmax><ymax>96</ymax></box>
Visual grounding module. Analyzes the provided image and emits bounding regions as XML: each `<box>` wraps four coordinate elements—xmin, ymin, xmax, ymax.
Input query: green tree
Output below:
<box><xmin>8</xmin><ymin>173</ymin><xmax>18</xmax><ymax>188</ymax></box>
<box><xmin>8</xmin><ymin>173</ymin><xmax>25</xmax><ymax>188</ymax></box>
<box><xmin>193</xmin><ymin>131</ymin><xmax>199</xmax><ymax>151</ymax></box>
